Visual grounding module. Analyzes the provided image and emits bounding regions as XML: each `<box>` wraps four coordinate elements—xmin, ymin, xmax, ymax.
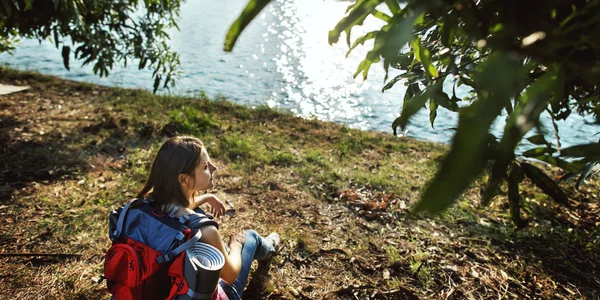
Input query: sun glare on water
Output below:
<box><xmin>258</xmin><ymin>0</ymin><xmax>392</xmax><ymax>128</ymax></box>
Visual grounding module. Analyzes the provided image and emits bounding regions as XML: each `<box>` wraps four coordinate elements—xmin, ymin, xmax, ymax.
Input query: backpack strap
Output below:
<box><xmin>156</xmin><ymin>228</ymin><xmax>203</xmax><ymax>264</ymax></box>
<box><xmin>112</xmin><ymin>198</ymin><xmax>138</xmax><ymax>239</ymax></box>
<box><xmin>179</xmin><ymin>210</ymin><xmax>219</xmax><ymax>230</ymax></box>
<box><xmin>168</xmin><ymin>205</ymin><xmax>179</xmax><ymax>218</ymax></box>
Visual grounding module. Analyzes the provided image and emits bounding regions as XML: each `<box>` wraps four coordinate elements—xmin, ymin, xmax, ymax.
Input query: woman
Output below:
<box><xmin>137</xmin><ymin>135</ymin><xmax>280</xmax><ymax>299</ymax></box>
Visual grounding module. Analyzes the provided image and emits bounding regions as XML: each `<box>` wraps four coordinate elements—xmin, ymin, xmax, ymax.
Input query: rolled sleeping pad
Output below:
<box><xmin>177</xmin><ymin>242</ymin><xmax>225</xmax><ymax>300</ymax></box>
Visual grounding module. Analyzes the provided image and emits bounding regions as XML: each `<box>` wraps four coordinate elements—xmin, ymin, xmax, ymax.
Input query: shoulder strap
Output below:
<box><xmin>156</xmin><ymin>228</ymin><xmax>203</xmax><ymax>264</ymax></box>
<box><xmin>112</xmin><ymin>198</ymin><xmax>139</xmax><ymax>239</ymax></box>
<box><xmin>183</xmin><ymin>213</ymin><xmax>218</xmax><ymax>229</ymax></box>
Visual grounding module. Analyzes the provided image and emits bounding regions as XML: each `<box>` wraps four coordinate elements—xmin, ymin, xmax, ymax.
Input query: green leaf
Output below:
<box><xmin>224</xmin><ymin>0</ymin><xmax>272</xmax><ymax>52</ymax></box>
<box><xmin>139</xmin><ymin>58</ymin><xmax>147</xmax><ymax>70</ymax></box>
<box><xmin>382</xmin><ymin>73</ymin><xmax>421</xmax><ymax>92</ymax></box>
<box><xmin>561</xmin><ymin>143</ymin><xmax>600</xmax><ymax>162</ymax></box>
<box><xmin>411</xmin><ymin>38</ymin><xmax>438</xmax><ymax>79</ymax></box>
<box><xmin>402</xmin><ymin>84</ymin><xmax>420</xmax><ymax>108</ymax></box>
<box><xmin>353</xmin><ymin>7</ymin><xmax>423</xmax><ymax>80</ymax></box>
<box><xmin>346</xmin><ymin>31</ymin><xmax>378</xmax><ymax>58</ymax></box>
<box><xmin>576</xmin><ymin>162</ymin><xmax>598</xmax><ymax>190</ymax></box>
<box><xmin>329</xmin><ymin>0</ymin><xmax>384</xmax><ymax>45</ymax></box>
<box><xmin>521</xmin><ymin>147</ymin><xmax>556</xmax><ymax>157</ymax></box>
<box><xmin>520</xmin><ymin>162</ymin><xmax>570</xmax><ymax>207</ymax></box>
<box><xmin>53</xmin><ymin>27</ymin><xmax>59</xmax><ymax>48</ymax></box>
<box><xmin>429</xmin><ymin>98</ymin><xmax>438</xmax><ymax>128</ymax></box>
<box><xmin>384</xmin><ymin>0</ymin><xmax>401</xmax><ymax>13</ymax></box>
<box><xmin>412</xmin><ymin>53</ymin><xmax>522</xmax><ymax>213</ymax></box>
<box><xmin>392</xmin><ymin>86</ymin><xmax>429</xmax><ymax>135</ymax></box>
<box><xmin>153</xmin><ymin>75</ymin><xmax>161</xmax><ymax>93</ymax></box>
<box><xmin>353</xmin><ymin>56</ymin><xmax>378</xmax><ymax>79</ymax></box>
<box><xmin>459</xmin><ymin>76</ymin><xmax>477</xmax><ymax>88</ymax></box>
<box><xmin>440</xmin><ymin>14</ymin><xmax>457</xmax><ymax>47</ymax></box>
<box><xmin>370</xmin><ymin>9</ymin><xmax>391</xmax><ymax>22</ymax></box>
<box><xmin>481</xmin><ymin>165</ymin><xmax>506</xmax><ymax>206</ymax></box>
<box><xmin>526</xmin><ymin>134</ymin><xmax>550</xmax><ymax>146</ymax></box>
<box><xmin>61</xmin><ymin>45</ymin><xmax>70</xmax><ymax>71</ymax></box>
<box><xmin>508</xmin><ymin>163</ymin><xmax>527</xmax><ymax>229</ymax></box>
<box><xmin>431</xmin><ymin>79</ymin><xmax>458</xmax><ymax>111</ymax></box>
<box><xmin>527</xmin><ymin>154</ymin><xmax>584</xmax><ymax>173</ymax></box>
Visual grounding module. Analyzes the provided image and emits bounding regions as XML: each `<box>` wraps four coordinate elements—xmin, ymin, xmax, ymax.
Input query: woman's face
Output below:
<box><xmin>189</xmin><ymin>146</ymin><xmax>217</xmax><ymax>191</ymax></box>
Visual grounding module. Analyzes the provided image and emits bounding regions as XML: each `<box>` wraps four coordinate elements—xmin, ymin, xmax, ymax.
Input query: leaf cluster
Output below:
<box><xmin>0</xmin><ymin>0</ymin><xmax>183</xmax><ymax>92</ymax></box>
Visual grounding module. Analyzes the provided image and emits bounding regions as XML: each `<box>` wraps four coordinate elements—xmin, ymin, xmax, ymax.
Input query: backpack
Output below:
<box><xmin>103</xmin><ymin>198</ymin><xmax>219</xmax><ymax>300</ymax></box>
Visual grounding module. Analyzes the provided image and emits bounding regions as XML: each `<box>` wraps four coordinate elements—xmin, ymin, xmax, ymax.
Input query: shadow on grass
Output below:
<box><xmin>0</xmin><ymin>111</ymin><xmax>146</xmax><ymax>202</ymax></box>
<box><xmin>466</xmin><ymin>221</ymin><xmax>600</xmax><ymax>298</ymax></box>
<box><xmin>0</xmin><ymin>117</ymin><xmax>83</xmax><ymax>201</ymax></box>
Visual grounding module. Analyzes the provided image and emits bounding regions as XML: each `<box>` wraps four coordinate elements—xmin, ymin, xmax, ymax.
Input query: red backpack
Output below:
<box><xmin>104</xmin><ymin>198</ymin><xmax>218</xmax><ymax>300</ymax></box>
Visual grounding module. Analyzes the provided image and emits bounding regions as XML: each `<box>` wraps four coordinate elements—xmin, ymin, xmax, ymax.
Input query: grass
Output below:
<box><xmin>1</xmin><ymin>67</ymin><xmax>600</xmax><ymax>299</ymax></box>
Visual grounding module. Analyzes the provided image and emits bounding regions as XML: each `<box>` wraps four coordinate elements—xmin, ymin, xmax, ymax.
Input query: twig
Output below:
<box><xmin>546</xmin><ymin>108</ymin><xmax>562</xmax><ymax>151</ymax></box>
<box><xmin>263</xmin><ymin>141</ymin><xmax>276</xmax><ymax>152</ymax></box>
<box><xmin>0</xmin><ymin>253</ymin><xmax>83</xmax><ymax>257</ymax></box>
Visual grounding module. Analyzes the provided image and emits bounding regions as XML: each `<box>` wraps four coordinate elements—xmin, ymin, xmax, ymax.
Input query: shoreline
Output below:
<box><xmin>0</xmin><ymin>62</ymin><xmax>452</xmax><ymax>145</ymax></box>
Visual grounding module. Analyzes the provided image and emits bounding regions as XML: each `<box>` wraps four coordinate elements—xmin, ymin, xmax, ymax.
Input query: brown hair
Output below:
<box><xmin>137</xmin><ymin>136</ymin><xmax>204</xmax><ymax>213</ymax></box>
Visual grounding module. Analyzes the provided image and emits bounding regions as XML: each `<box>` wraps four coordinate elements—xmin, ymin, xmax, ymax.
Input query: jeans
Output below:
<box><xmin>218</xmin><ymin>230</ymin><xmax>275</xmax><ymax>300</ymax></box>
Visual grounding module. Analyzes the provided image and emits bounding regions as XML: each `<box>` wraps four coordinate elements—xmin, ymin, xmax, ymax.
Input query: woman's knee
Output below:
<box><xmin>244</xmin><ymin>229</ymin><xmax>260</xmax><ymax>241</ymax></box>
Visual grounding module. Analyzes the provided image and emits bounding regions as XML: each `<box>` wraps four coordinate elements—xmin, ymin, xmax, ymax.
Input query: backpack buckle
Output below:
<box><xmin>178</xmin><ymin>213</ymin><xmax>190</xmax><ymax>224</ymax></box>
<box><xmin>156</xmin><ymin>253</ymin><xmax>171</xmax><ymax>264</ymax></box>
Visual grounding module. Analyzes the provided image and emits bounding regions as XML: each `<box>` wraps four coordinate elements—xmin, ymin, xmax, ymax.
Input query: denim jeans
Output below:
<box><xmin>218</xmin><ymin>230</ymin><xmax>275</xmax><ymax>300</ymax></box>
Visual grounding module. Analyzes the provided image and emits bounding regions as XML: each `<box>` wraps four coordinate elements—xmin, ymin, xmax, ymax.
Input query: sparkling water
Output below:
<box><xmin>1</xmin><ymin>0</ymin><xmax>597</xmax><ymax>148</ymax></box>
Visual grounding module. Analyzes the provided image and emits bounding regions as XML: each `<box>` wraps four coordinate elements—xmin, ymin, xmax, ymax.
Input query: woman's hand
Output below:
<box><xmin>195</xmin><ymin>193</ymin><xmax>226</xmax><ymax>217</ymax></box>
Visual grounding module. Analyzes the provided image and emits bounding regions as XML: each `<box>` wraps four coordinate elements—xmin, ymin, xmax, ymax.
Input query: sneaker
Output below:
<box><xmin>265</xmin><ymin>232</ymin><xmax>280</xmax><ymax>251</ymax></box>
<box><xmin>257</xmin><ymin>232</ymin><xmax>280</xmax><ymax>272</ymax></box>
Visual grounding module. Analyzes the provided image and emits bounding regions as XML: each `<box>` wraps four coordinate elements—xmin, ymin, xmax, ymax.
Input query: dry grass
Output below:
<box><xmin>1</xmin><ymin>67</ymin><xmax>599</xmax><ymax>299</ymax></box>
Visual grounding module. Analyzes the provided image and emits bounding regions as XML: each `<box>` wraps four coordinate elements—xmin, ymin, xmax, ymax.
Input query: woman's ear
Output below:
<box><xmin>178</xmin><ymin>173</ymin><xmax>189</xmax><ymax>186</ymax></box>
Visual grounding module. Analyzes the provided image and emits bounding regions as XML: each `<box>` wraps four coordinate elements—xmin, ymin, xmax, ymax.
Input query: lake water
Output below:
<box><xmin>1</xmin><ymin>0</ymin><xmax>597</xmax><ymax>148</ymax></box>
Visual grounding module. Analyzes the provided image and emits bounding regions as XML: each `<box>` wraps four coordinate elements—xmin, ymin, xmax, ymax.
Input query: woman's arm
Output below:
<box><xmin>198</xmin><ymin>225</ymin><xmax>242</xmax><ymax>284</ymax></box>
<box><xmin>191</xmin><ymin>194</ymin><xmax>225</xmax><ymax>217</ymax></box>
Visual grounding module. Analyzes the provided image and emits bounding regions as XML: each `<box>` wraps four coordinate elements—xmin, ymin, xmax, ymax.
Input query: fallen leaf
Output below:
<box><xmin>471</xmin><ymin>267</ymin><xmax>479</xmax><ymax>278</ymax></box>
<box><xmin>383</xmin><ymin>269</ymin><xmax>390</xmax><ymax>279</ymax></box>
<box><xmin>499</xmin><ymin>269</ymin><xmax>508</xmax><ymax>280</ymax></box>
<box><xmin>443</xmin><ymin>265</ymin><xmax>458</xmax><ymax>272</ymax></box>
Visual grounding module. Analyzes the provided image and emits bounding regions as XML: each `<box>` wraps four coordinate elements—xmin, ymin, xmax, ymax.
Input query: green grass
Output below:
<box><xmin>384</xmin><ymin>245</ymin><xmax>402</xmax><ymax>266</ymax></box>
<box><xmin>218</xmin><ymin>133</ymin><xmax>253</xmax><ymax>161</ymax></box>
<box><xmin>304</xmin><ymin>149</ymin><xmax>328</xmax><ymax>167</ymax></box>
<box><xmin>168</xmin><ymin>107</ymin><xmax>220</xmax><ymax>134</ymax></box>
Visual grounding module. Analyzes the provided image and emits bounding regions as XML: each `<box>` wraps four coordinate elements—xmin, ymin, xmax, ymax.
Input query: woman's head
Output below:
<box><xmin>137</xmin><ymin>136</ymin><xmax>217</xmax><ymax>210</ymax></box>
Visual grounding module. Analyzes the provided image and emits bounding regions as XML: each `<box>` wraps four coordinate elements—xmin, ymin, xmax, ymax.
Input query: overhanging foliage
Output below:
<box><xmin>0</xmin><ymin>0</ymin><xmax>182</xmax><ymax>92</ymax></box>
<box><xmin>226</xmin><ymin>0</ymin><xmax>600</xmax><ymax>226</ymax></box>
